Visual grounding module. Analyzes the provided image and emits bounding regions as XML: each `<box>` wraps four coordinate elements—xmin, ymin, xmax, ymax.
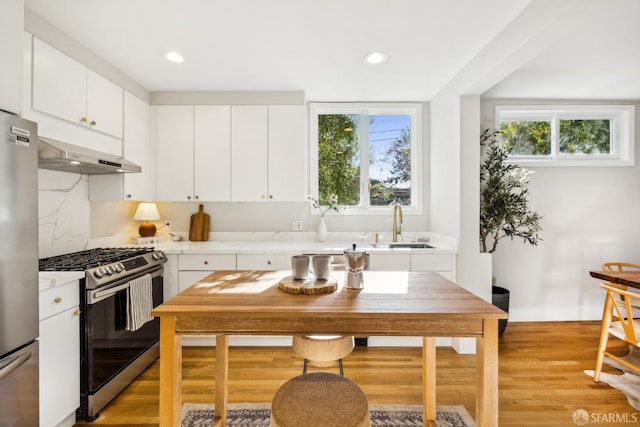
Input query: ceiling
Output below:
<box><xmin>23</xmin><ymin>0</ymin><xmax>640</xmax><ymax>101</ymax></box>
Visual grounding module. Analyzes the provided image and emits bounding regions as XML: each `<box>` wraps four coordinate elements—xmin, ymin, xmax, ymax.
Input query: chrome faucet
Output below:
<box><xmin>392</xmin><ymin>201</ymin><xmax>403</xmax><ymax>242</ymax></box>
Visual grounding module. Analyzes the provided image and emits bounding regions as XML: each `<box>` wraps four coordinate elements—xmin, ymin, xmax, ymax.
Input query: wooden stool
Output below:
<box><xmin>292</xmin><ymin>335</ymin><xmax>354</xmax><ymax>375</ymax></box>
<box><xmin>270</xmin><ymin>372</ymin><xmax>370</xmax><ymax>427</ymax></box>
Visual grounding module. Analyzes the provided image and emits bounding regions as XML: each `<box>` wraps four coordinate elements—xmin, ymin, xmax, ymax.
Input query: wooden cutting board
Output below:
<box><xmin>188</xmin><ymin>204</ymin><xmax>210</xmax><ymax>241</ymax></box>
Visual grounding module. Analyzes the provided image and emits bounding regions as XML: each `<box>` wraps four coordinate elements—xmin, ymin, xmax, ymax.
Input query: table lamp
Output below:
<box><xmin>133</xmin><ymin>202</ymin><xmax>161</xmax><ymax>237</ymax></box>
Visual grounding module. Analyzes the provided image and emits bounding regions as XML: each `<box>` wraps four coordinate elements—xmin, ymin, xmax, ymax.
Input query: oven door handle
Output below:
<box><xmin>94</xmin><ymin>282</ymin><xmax>130</xmax><ymax>300</ymax></box>
<box><xmin>88</xmin><ymin>266</ymin><xmax>163</xmax><ymax>304</ymax></box>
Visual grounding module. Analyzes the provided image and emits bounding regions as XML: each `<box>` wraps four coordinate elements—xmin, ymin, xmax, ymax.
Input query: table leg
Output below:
<box><xmin>423</xmin><ymin>337</ymin><xmax>436</xmax><ymax>422</ymax></box>
<box><xmin>213</xmin><ymin>335</ymin><xmax>229</xmax><ymax>427</ymax></box>
<box><xmin>476</xmin><ymin>318</ymin><xmax>499</xmax><ymax>427</ymax></box>
<box><xmin>158</xmin><ymin>316</ymin><xmax>181</xmax><ymax>427</ymax></box>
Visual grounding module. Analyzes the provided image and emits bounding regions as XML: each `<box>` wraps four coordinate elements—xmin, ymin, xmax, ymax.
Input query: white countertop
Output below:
<box><xmin>87</xmin><ymin>231</ymin><xmax>457</xmax><ymax>255</ymax></box>
<box><xmin>39</xmin><ymin>271</ymin><xmax>84</xmax><ymax>292</ymax></box>
<box><xmin>148</xmin><ymin>238</ymin><xmax>456</xmax><ymax>256</ymax></box>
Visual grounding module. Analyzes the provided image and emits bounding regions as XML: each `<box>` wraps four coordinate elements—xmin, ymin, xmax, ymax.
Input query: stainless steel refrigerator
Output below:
<box><xmin>0</xmin><ymin>110</ymin><xmax>39</xmax><ymax>426</ymax></box>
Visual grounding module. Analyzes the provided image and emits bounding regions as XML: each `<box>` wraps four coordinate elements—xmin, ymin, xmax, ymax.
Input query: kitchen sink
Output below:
<box><xmin>370</xmin><ymin>242</ymin><xmax>434</xmax><ymax>249</ymax></box>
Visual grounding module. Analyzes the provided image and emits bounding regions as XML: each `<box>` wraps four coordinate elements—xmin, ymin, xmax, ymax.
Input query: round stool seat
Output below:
<box><xmin>292</xmin><ymin>335</ymin><xmax>354</xmax><ymax>367</ymax></box>
<box><xmin>270</xmin><ymin>372</ymin><xmax>370</xmax><ymax>427</ymax></box>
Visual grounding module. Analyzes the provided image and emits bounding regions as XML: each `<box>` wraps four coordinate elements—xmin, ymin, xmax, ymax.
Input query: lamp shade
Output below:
<box><xmin>133</xmin><ymin>202</ymin><xmax>161</xmax><ymax>221</ymax></box>
<box><xmin>133</xmin><ymin>202</ymin><xmax>161</xmax><ymax>237</ymax></box>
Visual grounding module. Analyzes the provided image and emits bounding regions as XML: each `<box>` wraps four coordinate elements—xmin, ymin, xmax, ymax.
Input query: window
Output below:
<box><xmin>495</xmin><ymin>105</ymin><xmax>635</xmax><ymax>166</ymax></box>
<box><xmin>309</xmin><ymin>103</ymin><xmax>422</xmax><ymax>214</ymax></box>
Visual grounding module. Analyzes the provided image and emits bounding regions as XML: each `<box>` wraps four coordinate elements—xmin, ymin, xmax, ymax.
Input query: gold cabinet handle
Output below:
<box><xmin>80</xmin><ymin>117</ymin><xmax>88</xmax><ymax>124</ymax></box>
<box><xmin>74</xmin><ymin>309</ymin><xmax>81</xmax><ymax>316</ymax></box>
<box><xmin>195</xmin><ymin>195</ymin><xmax>199</xmax><ymax>200</ymax></box>
<box><xmin>261</xmin><ymin>194</ymin><xmax>266</xmax><ymax>199</ymax></box>
<box><xmin>187</xmin><ymin>195</ymin><xmax>192</xmax><ymax>200</ymax></box>
<box><xmin>89</xmin><ymin>120</ymin><xmax>97</xmax><ymax>126</ymax></box>
<box><xmin>204</xmin><ymin>260</ymin><xmax>209</xmax><ymax>265</ymax></box>
<box><xmin>267</xmin><ymin>260</ymin><xmax>272</xmax><ymax>265</ymax></box>
<box><xmin>54</xmin><ymin>297</ymin><xmax>62</xmax><ymax>304</ymax></box>
<box><xmin>269</xmin><ymin>195</ymin><xmax>273</xmax><ymax>199</ymax></box>
<box><xmin>126</xmin><ymin>194</ymin><xmax>132</xmax><ymax>199</ymax></box>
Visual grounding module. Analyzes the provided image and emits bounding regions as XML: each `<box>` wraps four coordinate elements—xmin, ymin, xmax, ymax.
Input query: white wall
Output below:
<box><xmin>481</xmin><ymin>99</ymin><xmax>640</xmax><ymax>321</ymax></box>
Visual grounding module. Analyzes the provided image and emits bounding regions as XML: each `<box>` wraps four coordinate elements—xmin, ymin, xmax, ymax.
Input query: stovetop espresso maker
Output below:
<box><xmin>344</xmin><ymin>243</ymin><xmax>366</xmax><ymax>289</ymax></box>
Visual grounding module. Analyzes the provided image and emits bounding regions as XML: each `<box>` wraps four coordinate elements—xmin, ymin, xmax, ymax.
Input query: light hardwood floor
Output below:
<box><xmin>73</xmin><ymin>321</ymin><xmax>638</xmax><ymax>426</ymax></box>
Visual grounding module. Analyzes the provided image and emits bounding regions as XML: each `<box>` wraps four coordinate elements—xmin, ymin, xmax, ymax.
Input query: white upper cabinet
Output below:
<box><xmin>231</xmin><ymin>106</ymin><xmax>269</xmax><ymax>201</ymax></box>
<box><xmin>156</xmin><ymin>103</ymin><xmax>306</xmax><ymax>202</ymax></box>
<box><xmin>156</xmin><ymin>105</ymin><xmax>194</xmax><ymax>201</ymax></box>
<box><xmin>268</xmin><ymin>105</ymin><xmax>307</xmax><ymax>201</ymax></box>
<box><xmin>156</xmin><ymin>105</ymin><xmax>232</xmax><ymax>201</ymax></box>
<box><xmin>194</xmin><ymin>105</ymin><xmax>231</xmax><ymax>200</ymax></box>
<box><xmin>32</xmin><ymin>38</ymin><xmax>123</xmax><ymax>138</ymax></box>
<box><xmin>231</xmin><ymin>105</ymin><xmax>306</xmax><ymax>201</ymax></box>
<box><xmin>122</xmin><ymin>92</ymin><xmax>155</xmax><ymax>200</ymax></box>
<box><xmin>0</xmin><ymin>0</ymin><xmax>23</xmax><ymax>115</ymax></box>
<box><xmin>89</xmin><ymin>91</ymin><xmax>155</xmax><ymax>201</ymax></box>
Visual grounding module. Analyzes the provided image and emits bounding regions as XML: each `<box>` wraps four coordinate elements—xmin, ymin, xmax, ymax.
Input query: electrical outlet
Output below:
<box><xmin>291</xmin><ymin>219</ymin><xmax>303</xmax><ymax>231</ymax></box>
<box><xmin>165</xmin><ymin>221</ymin><xmax>172</xmax><ymax>231</ymax></box>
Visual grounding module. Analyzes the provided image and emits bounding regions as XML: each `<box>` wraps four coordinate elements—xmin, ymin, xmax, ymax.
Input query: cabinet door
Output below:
<box><xmin>194</xmin><ymin>106</ymin><xmax>231</xmax><ymax>201</ymax></box>
<box><xmin>268</xmin><ymin>105</ymin><xmax>307</xmax><ymax>201</ymax></box>
<box><xmin>157</xmin><ymin>105</ymin><xmax>194</xmax><ymax>200</ymax></box>
<box><xmin>0</xmin><ymin>0</ymin><xmax>22</xmax><ymax>115</ymax></box>
<box><xmin>39</xmin><ymin>307</ymin><xmax>80</xmax><ymax>427</ymax></box>
<box><xmin>89</xmin><ymin>92</ymin><xmax>154</xmax><ymax>201</ymax></box>
<box><xmin>32</xmin><ymin>37</ymin><xmax>86</xmax><ymax>127</ymax></box>
<box><xmin>123</xmin><ymin>92</ymin><xmax>155</xmax><ymax>200</ymax></box>
<box><xmin>231</xmin><ymin>106</ymin><xmax>268</xmax><ymax>201</ymax></box>
<box><xmin>86</xmin><ymin>69</ymin><xmax>123</xmax><ymax>138</ymax></box>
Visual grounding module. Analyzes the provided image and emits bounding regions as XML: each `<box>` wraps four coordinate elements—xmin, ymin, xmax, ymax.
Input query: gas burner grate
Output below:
<box><xmin>39</xmin><ymin>247</ymin><xmax>155</xmax><ymax>271</ymax></box>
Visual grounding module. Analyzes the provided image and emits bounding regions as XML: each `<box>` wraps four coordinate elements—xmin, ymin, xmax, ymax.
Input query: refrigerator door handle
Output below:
<box><xmin>0</xmin><ymin>350</ymin><xmax>32</xmax><ymax>380</ymax></box>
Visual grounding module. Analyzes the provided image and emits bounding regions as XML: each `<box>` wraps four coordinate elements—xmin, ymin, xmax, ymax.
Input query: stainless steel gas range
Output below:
<box><xmin>39</xmin><ymin>247</ymin><xmax>166</xmax><ymax>421</ymax></box>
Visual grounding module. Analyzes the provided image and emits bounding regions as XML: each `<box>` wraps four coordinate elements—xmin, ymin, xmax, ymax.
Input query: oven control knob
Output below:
<box><xmin>156</xmin><ymin>251</ymin><xmax>165</xmax><ymax>259</ymax></box>
<box><xmin>151</xmin><ymin>252</ymin><xmax>158</xmax><ymax>260</ymax></box>
<box><xmin>93</xmin><ymin>269</ymin><xmax>104</xmax><ymax>279</ymax></box>
<box><xmin>104</xmin><ymin>266</ymin><xmax>113</xmax><ymax>275</ymax></box>
<box><xmin>114</xmin><ymin>263</ymin><xmax>125</xmax><ymax>273</ymax></box>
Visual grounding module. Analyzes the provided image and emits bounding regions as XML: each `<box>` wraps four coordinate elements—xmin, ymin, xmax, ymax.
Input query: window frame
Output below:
<box><xmin>309</xmin><ymin>102</ymin><xmax>423</xmax><ymax>216</ymax></box>
<box><xmin>495</xmin><ymin>104</ymin><xmax>635</xmax><ymax>166</ymax></box>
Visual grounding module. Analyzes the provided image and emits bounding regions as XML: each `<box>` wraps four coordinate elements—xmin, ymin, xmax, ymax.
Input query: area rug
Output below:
<box><xmin>584</xmin><ymin>369</ymin><xmax>640</xmax><ymax>410</ymax></box>
<box><xmin>181</xmin><ymin>402</ymin><xmax>476</xmax><ymax>427</ymax></box>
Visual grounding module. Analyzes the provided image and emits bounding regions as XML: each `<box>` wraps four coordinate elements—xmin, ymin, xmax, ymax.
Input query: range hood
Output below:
<box><xmin>38</xmin><ymin>137</ymin><xmax>142</xmax><ymax>174</ymax></box>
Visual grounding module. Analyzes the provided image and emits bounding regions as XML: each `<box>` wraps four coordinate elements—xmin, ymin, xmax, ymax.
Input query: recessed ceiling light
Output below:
<box><xmin>165</xmin><ymin>52</ymin><xmax>184</xmax><ymax>63</ymax></box>
<box><xmin>363</xmin><ymin>52</ymin><xmax>387</xmax><ymax>65</ymax></box>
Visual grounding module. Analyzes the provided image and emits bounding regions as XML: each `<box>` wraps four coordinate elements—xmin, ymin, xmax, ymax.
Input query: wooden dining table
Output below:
<box><xmin>590</xmin><ymin>270</ymin><xmax>640</xmax><ymax>290</ymax></box>
<box><xmin>151</xmin><ymin>270</ymin><xmax>507</xmax><ymax>427</ymax></box>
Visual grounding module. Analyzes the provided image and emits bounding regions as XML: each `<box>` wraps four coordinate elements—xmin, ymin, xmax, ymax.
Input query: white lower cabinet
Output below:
<box><xmin>39</xmin><ymin>281</ymin><xmax>80</xmax><ymax>427</ymax></box>
<box><xmin>368</xmin><ymin>253</ymin><xmax>411</xmax><ymax>271</ymax></box>
<box><xmin>410</xmin><ymin>253</ymin><xmax>456</xmax><ymax>281</ymax></box>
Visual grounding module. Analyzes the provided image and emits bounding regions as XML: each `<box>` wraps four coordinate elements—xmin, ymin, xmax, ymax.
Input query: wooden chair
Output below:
<box><xmin>602</xmin><ymin>262</ymin><xmax>640</xmax><ymax>313</ymax></box>
<box><xmin>270</xmin><ymin>372</ymin><xmax>370</xmax><ymax>427</ymax></box>
<box><xmin>292</xmin><ymin>335</ymin><xmax>354</xmax><ymax>376</ymax></box>
<box><xmin>594</xmin><ymin>283</ymin><xmax>640</xmax><ymax>381</ymax></box>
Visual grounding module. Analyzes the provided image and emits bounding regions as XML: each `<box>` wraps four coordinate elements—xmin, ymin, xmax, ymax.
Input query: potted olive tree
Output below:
<box><xmin>479</xmin><ymin>129</ymin><xmax>542</xmax><ymax>336</ymax></box>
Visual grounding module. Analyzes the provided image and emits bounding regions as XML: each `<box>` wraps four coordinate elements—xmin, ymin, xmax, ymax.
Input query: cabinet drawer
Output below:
<box><xmin>236</xmin><ymin>254</ymin><xmax>294</xmax><ymax>270</ymax></box>
<box><xmin>178</xmin><ymin>254</ymin><xmax>236</xmax><ymax>270</ymax></box>
<box><xmin>39</xmin><ymin>281</ymin><xmax>80</xmax><ymax>321</ymax></box>
<box><xmin>410</xmin><ymin>254</ymin><xmax>453</xmax><ymax>272</ymax></box>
